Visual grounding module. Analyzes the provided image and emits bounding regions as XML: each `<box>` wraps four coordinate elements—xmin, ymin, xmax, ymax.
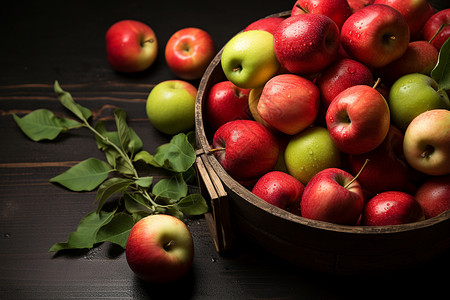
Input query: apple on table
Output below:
<box><xmin>105</xmin><ymin>20</ymin><xmax>158</xmax><ymax>73</ymax></box>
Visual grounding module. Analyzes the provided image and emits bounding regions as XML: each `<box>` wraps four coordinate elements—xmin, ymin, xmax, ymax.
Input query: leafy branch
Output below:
<box><xmin>13</xmin><ymin>81</ymin><xmax>208</xmax><ymax>252</ymax></box>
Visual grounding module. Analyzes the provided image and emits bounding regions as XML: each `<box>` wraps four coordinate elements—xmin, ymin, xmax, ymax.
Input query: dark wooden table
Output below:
<box><xmin>1</xmin><ymin>1</ymin><xmax>449</xmax><ymax>299</ymax></box>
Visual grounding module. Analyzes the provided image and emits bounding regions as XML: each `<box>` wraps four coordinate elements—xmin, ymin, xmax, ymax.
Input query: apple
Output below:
<box><xmin>340</xmin><ymin>4</ymin><xmax>410</xmax><ymax>68</ymax></box>
<box><xmin>105</xmin><ymin>20</ymin><xmax>158</xmax><ymax>73</ymax></box>
<box><xmin>421</xmin><ymin>9</ymin><xmax>450</xmax><ymax>51</ymax></box>
<box><xmin>326</xmin><ymin>85</ymin><xmax>391</xmax><ymax>154</ymax></box>
<box><xmin>257</xmin><ymin>74</ymin><xmax>320</xmax><ymax>135</ymax></box>
<box><xmin>373</xmin><ymin>0</ymin><xmax>435</xmax><ymax>38</ymax></box>
<box><xmin>403</xmin><ymin>109</ymin><xmax>450</xmax><ymax>176</ymax></box>
<box><xmin>205</xmin><ymin>81</ymin><xmax>251</xmax><ymax>131</ymax></box>
<box><xmin>347</xmin><ymin>0</ymin><xmax>374</xmax><ymax>13</ymax></box>
<box><xmin>125</xmin><ymin>214</ymin><xmax>194</xmax><ymax>283</ymax></box>
<box><xmin>221</xmin><ymin>30</ymin><xmax>280</xmax><ymax>89</ymax></box>
<box><xmin>375</xmin><ymin>41</ymin><xmax>439</xmax><ymax>86</ymax></box>
<box><xmin>244</xmin><ymin>17</ymin><xmax>284</xmax><ymax>34</ymax></box>
<box><xmin>361</xmin><ymin>191</ymin><xmax>425</xmax><ymax>226</ymax></box>
<box><xmin>252</xmin><ymin>171</ymin><xmax>305</xmax><ymax>216</ymax></box>
<box><xmin>290</xmin><ymin>0</ymin><xmax>352</xmax><ymax>29</ymax></box>
<box><xmin>284</xmin><ymin>126</ymin><xmax>341</xmax><ymax>185</ymax></box>
<box><xmin>248</xmin><ymin>86</ymin><xmax>276</xmax><ymax>130</ymax></box>
<box><xmin>301</xmin><ymin>167</ymin><xmax>365</xmax><ymax>225</ymax></box>
<box><xmin>415</xmin><ymin>174</ymin><xmax>450</xmax><ymax>219</ymax></box>
<box><xmin>211</xmin><ymin>120</ymin><xmax>279</xmax><ymax>182</ymax></box>
<box><xmin>165</xmin><ymin>27</ymin><xmax>215</xmax><ymax>80</ymax></box>
<box><xmin>347</xmin><ymin>125</ymin><xmax>411</xmax><ymax>195</ymax></box>
<box><xmin>388</xmin><ymin>73</ymin><xmax>450</xmax><ymax>131</ymax></box>
<box><xmin>146</xmin><ymin>80</ymin><xmax>197</xmax><ymax>135</ymax></box>
<box><xmin>315</xmin><ymin>58</ymin><xmax>374</xmax><ymax>115</ymax></box>
<box><xmin>273</xmin><ymin>14</ymin><xmax>340</xmax><ymax>75</ymax></box>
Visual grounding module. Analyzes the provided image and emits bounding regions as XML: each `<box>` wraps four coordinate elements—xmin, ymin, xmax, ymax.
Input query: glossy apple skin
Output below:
<box><xmin>285</xmin><ymin>126</ymin><xmax>341</xmax><ymax>185</ymax></box>
<box><xmin>375</xmin><ymin>41</ymin><xmax>439</xmax><ymax>86</ymax></box>
<box><xmin>165</xmin><ymin>27</ymin><xmax>215</xmax><ymax>80</ymax></box>
<box><xmin>257</xmin><ymin>74</ymin><xmax>320</xmax><ymax>135</ymax></box>
<box><xmin>388</xmin><ymin>73</ymin><xmax>450</xmax><ymax>131</ymax></box>
<box><xmin>422</xmin><ymin>9</ymin><xmax>450</xmax><ymax>51</ymax></box>
<box><xmin>326</xmin><ymin>85</ymin><xmax>391</xmax><ymax>154</ymax></box>
<box><xmin>252</xmin><ymin>171</ymin><xmax>305</xmax><ymax>216</ymax></box>
<box><xmin>347</xmin><ymin>125</ymin><xmax>410</xmax><ymax>195</ymax></box>
<box><xmin>273</xmin><ymin>14</ymin><xmax>340</xmax><ymax>75</ymax></box>
<box><xmin>315</xmin><ymin>58</ymin><xmax>374</xmax><ymax>115</ymax></box>
<box><xmin>301</xmin><ymin>168</ymin><xmax>365</xmax><ymax>225</ymax></box>
<box><xmin>362</xmin><ymin>191</ymin><xmax>425</xmax><ymax>226</ymax></box>
<box><xmin>212</xmin><ymin>120</ymin><xmax>279</xmax><ymax>181</ymax></box>
<box><xmin>244</xmin><ymin>17</ymin><xmax>284</xmax><ymax>34</ymax></box>
<box><xmin>403</xmin><ymin>109</ymin><xmax>450</xmax><ymax>176</ymax></box>
<box><xmin>347</xmin><ymin>0</ymin><xmax>374</xmax><ymax>13</ymax></box>
<box><xmin>221</xmin><ymin>30</ymin><xmax>280</xmax><ymax>89</ymax></box>
<box><xmin>125</xmin><ymin>215</ymin><xmax>194</xmax><ymax>283</ymax></box>
<box><xmin>374</xmin><ymin>0</ymin><xmax>435</xmax><ymax>38</ymax></box>
<box><xmin>340</xmin><ymin>4</ymin><xmax>410</xmax><ymax>68</ymax></box>
<box><xmin>105</xmin><ymin>20</ymin><xmax>158</xmax><ymax>73</ymax></box>
<box><xmin>205</xmin><ymin>81</ymin><xmax>251</xmax><ymax>131</ymax></box>
<box><xmin>415</xmin><ymin>175</ymin><xmax>450</xmax><ymax>219</ymax></box>
<box><xmin>290</xmin><ymin>0</ymin><xmax>352</xmax><ymax>29</ymax></box>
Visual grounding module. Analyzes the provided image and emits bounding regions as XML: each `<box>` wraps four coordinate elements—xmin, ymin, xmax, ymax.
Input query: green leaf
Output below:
<box><xmin>175</xmin><ymin>194</ymin><xmax>209</xmax><ymax>216</ymax></box>
<box><xmin>114</xmin><ymin>108</ymin><xmax>132</xmax><ymax>152</ymax></box>
<box><xmin>133</xmin><ymin>150</ymin><xmax>161</xmax><ymax>168</ymax></box>
<box><xmin>50</xmin><ymin>158</ymin><xmax>112</xmax><ymax>191</ymax></box>
<box><xmin>94</xmin><ymin>119</ymin><xmax>142</xmax><ymax>155</ymax></box>
<box><xmin>13</xmin><ymin>109</ymin><xmax>82</xmax><ymax>141</ymax></box>
<box><xmin>152</xmin><ymin>174</ymin><xmax>188</xmax><ymax>201</ymax></box>
<box><xmin>135</xmin><ymin>176</ymin><xmax>153</xmax><ymax>188</ymax></box>
<box><xmin>124</xmin><ymin>193</ymin><xmax>152</xmax><ymax>213</ymax></box>
<box><xmin>49</xmin><ymin>210</ymin><xmax>115</xmax><ymax>252</ymax></box>
<box><xmin>96</xmin><ymin>177</ymin><xmax>134</xmax><ymax>213</ymax></box>
<box><xmin>95</xmin><ymin>212</ymin><xmax>135</xmax><ymax>248</ymax></box>
<box><xmin>153</xmin><ymin>133</ymin><xmax>196</xmax><ymax>173</ymax></box>
<box><xmin>54</xmin><ymin>81</ymin><xmax>92</xmax><ymax>121</ymax></box>
<box><xmin>431</xmin><ymin>38</ymin><xmax>450</xmax><ymax>90</ymax></box>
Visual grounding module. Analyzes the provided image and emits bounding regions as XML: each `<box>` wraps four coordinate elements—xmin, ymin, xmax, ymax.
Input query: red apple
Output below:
<box><xmin>421</xmin><ymin>9</ymin><xmax>450</xmax><ymax>51</ymax></box>
<box><xmin>347</xmin><ymin>0</ymin><xmax>374</xmax><ymax>13</ymax></box>
<box><xmin>373</xmin><ymin>0</ymin><xmax>435</xmax><ymax>38</ymax></box>
<box><xmin>301</xmin><ymin>167</ymin><xmax>365</xmax><ymax>225</ymax></box>
<box><xmin>105</xmin><ymin>20</ymin><xmax>158</xmax><ymax>73</ymax></box>
<box><xmin>244</xmin><ymin>17</ymin><xmax>284</xmax><ymax>34</ymax></box>
<box><xmin>315</xmin><ymin>58</ymin><xmax>374</xmax><ymax>117</ymax></box>
<box><xmin>273</xmin><ymin>14</ymin><xmax>340</xmax><ymax>75</ymax></box>
<box><xmin>347</xmin><ymin>125</ymin><xmax>411</xmax><ymax>195</ymax></box>
<box><xmin>375</xmin><ymin>41</ymin><xmax>439</xmax><ymax>86</ymax></box>
<box><xmin>212</xmin><ymin>120</ymin><xmax>279</xmax><ymax>182</ymax></box>
<box><xmin>165</xmin><ymin>27</ymin><xmax>216</xmax><ymax>80</ymax></box>
<box><xmin>252</xmin><ymin>171</ymin><xmax>305</xmax><ymax>216</ymax></box>
<box><xmin>326</xmin><ymin>85</ymin><xmax>391</xmax><ymax>154</ymax></box>
<box><xmin>290</xmin><ymin>0</ymin><xmax>352</xmax><ymax>29</ymax></box>
<box><xmin>205</xmin><ymin>81</ymin><xmax>251</xmax><ymax>131</ymax></box>
<box><xmin>415</xmin><ymin>175</ymin><xmax>450</xmax><ymax>219</ymax></box>
<box><xmin>340</xmin><ymin>4</ymin><xmax>410</xmax><ymax>68</ymax></box>
<box><xmin>362</xmin><ymin>191</ymin><xmax>425</xmax><ymax>226</ymax></box>
<box><xmin>257</xmin><ymin>74</ymin><xmax>320</xmax><ymax>135</ymax></box>
<box><xmin>125</xmin><ymin>214</ymin><xmax>194</xmax><ymax>283</ymax></box>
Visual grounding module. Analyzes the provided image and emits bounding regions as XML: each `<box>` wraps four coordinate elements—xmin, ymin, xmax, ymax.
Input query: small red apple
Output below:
<box><xmin>125</xmin><ymin>214</ymin><xmax>194</xmax><ymax>283</ymax></box>
<box><xmin>105</xmin><ymin>20</ymin><xmax>158</xmax><ymax>73</ymax></box>
<box><xmin>415</xmin><ymin>175</ymin><xmax>450</xmax><ymax>219</ymax></box>
<box><xmin>362</xmin><ymin>191</ymin><xmax>425</xmax><ymax>226</ymax></box>
<box><xmin>252</xmin><ymin>171</ymin><xmax>305</xmax><ymax>216</ymax></box>
<box><xmin>290</xmin><ymin>0</ymin><xmax>352</xmax><ymax>29</ymax></box>
<box><xmin>205</xmin><ymin>81</ymin><xmax>251</xmax><ymax>131</ymax></box>
<box><xmin>301</xmin><ymin>167</ymin><xmax>365</xmax><ymax>225</ymax></box>
<box><xmin>244</xmin><ymin>17</ymin><xmax>284</xmax><ymax>34</ymax></box>
<box><xmin>212</xmin><ymin>120</ymin><xmax>279</xmax><ymax>182</ymax></box>
<box><xmin>421</xmin><ymin>8</ymin><xmax>450</xmax><ymax>51</ymax></box>
<box><xmin>165</xmin><ymin>27</ymin><xmax>216</xmax><ymax>80</ymax></box>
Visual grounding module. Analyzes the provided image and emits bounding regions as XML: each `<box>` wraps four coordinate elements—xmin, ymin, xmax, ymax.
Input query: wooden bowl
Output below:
<box><xmin>194</xmin><ymin>11</ymin><xmax>450</xmax><ymax>274</ymax></box>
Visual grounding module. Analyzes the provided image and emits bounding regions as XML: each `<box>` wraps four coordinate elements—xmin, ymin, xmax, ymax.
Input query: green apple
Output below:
<box><xmin>146</xmin><ymin>80</ymin><xmax>197</xmax><ymax>135</ymax></box>
<box><xmin>284</xmin><ymin>126</ymin><xmax>341</xmax><ymax>185</ymax></box>
<box><xmin>388</xmin><ymin>73</ymin><xmax>450</xmax><ymax>131</ymax></box>
<box><xmin>221</xmin><ymin>30</ymin><xmax>280</xmax><ymax>89</ymax></box>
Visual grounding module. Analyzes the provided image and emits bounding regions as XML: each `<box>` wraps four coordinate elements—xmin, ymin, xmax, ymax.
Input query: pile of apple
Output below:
<box><xmin>206</xmin><ymin>0</ymin><xmax>450</xmax><ymax>226</ymax></box>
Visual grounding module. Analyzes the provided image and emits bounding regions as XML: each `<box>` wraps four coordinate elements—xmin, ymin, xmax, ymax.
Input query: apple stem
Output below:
<box><xmin>372</xmin><ymin>78</ymin><xmax>381</xmax><ymax>89</ymax></box>
<box><xmin>420</xmin><ymin>145</ymin><xmax>434</xmax><ymax>158</ymax></box>
<box><xmin>344</xmin><ymin>159</ymin><xmax>369</xmax><ymax>189</ymax></box>
<box><xmin>163</xmin><ymin>240</ymin><xmax>176</xmax><ymax>251</ymax></box>
<box><xmin>296</xmin><ymin>3</ymin><xmax>309</xmax><ymax>14</ymax></box>
<box><xmin>208</xmin><ymin>147</ymin><xmax>226</xmax><ymax>153</ymax></box>
<box><xmin>429</xmin><ymin>24</ymin><xmax>445</xmax><ymax>44</ymax></box>
<box><xmin>141</xmin><ymin>38</ymin><xmax>155</xmax><ymax>46</ymax></box>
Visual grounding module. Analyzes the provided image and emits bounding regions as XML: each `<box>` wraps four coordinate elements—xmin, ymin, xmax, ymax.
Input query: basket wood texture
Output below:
<box><xmin>195</xmin><ymin>11</ymin><xmax>450</xmax><ymax>274</ymax></box>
